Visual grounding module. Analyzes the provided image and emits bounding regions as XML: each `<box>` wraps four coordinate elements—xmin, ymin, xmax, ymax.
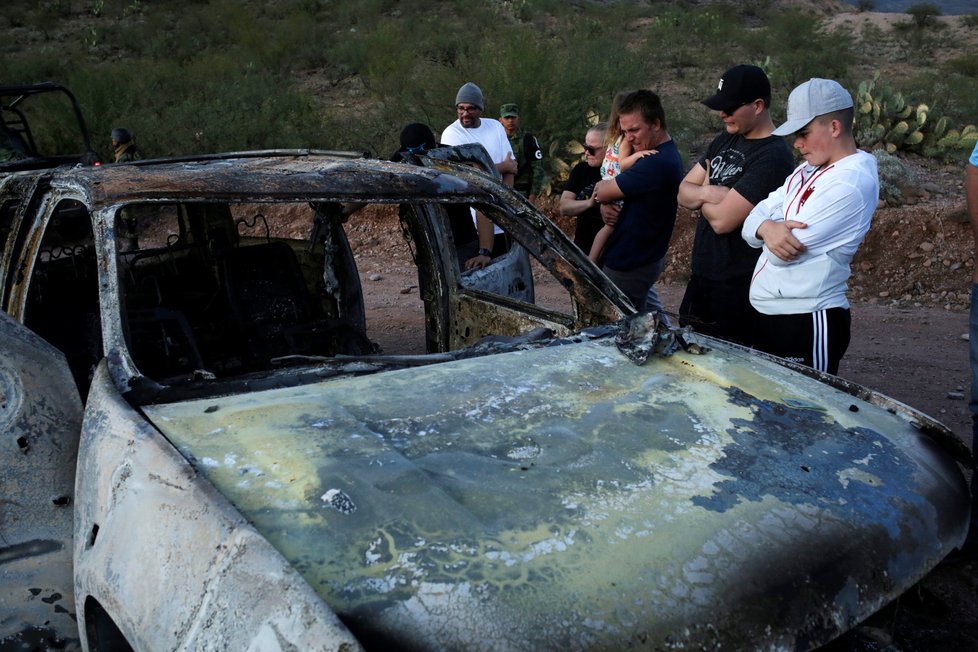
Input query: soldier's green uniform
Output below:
<box><xmin>111</xmin><ymin>127</ymin><xmax>139</xmax><ymax>163</ymax></box>
<box><xmin>499</xmin><ymin>103</ymin><xmax>545</xmax><ymax>199</ymax></box>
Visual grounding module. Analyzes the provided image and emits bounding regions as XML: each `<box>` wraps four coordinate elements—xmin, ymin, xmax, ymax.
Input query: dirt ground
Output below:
<box><xmin>347</xmin><ymin>152</ymin><xmax>978</xmax><ymax>649</ymax></box>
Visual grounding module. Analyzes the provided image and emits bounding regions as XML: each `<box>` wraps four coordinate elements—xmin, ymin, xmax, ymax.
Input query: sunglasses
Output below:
<box><xmin>404</xmin><ymin>143</ymin><xmax>429</xmax><ymax>154</ymax></box>
<box><xmin>583</xmin><ymin>145</ymin><xmax>601</xmax><ymax>155</ymax></box>
<box><xmin>720</xmin><ymin>100</ymin><xmax>756</xmax><ymax>115</ymax></box>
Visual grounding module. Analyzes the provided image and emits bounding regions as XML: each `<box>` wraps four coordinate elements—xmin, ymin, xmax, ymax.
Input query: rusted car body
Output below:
<box><xmin>0</xmin><ymin>83</ymin><xmax>98</xmax><ymax>171</ymax></box>
<box><xmin>0</xmin><ymin>147</ymin><xmax>970</xmax><ymax>651</ymax></box>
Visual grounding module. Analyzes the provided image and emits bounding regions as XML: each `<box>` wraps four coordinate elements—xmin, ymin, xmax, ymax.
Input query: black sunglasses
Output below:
<box><xmin>721</xmin><ymin>100</ymin><xmax>756</xmax><ymax>115</ymax></box>
<box><xmin>583</xmin><ymin>145</ymin><xmax>601</xmax><ymax>155</ymax></box>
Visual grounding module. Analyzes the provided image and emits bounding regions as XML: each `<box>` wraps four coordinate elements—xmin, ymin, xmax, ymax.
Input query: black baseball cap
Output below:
<box><xmin>702</xmin><ymin>65</ymin><xmax>771</xmax><ymax>112</ymax></box>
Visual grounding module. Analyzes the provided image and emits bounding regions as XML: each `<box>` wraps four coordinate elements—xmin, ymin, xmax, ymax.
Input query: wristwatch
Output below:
<box><xmin>478</xmin><ymin>248</ymin><xmax>492</xmax><ymax>257</ymax></box>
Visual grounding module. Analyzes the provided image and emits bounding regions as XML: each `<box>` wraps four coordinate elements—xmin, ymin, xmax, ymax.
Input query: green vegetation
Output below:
<box><xmin>1</xmin><ymin>0</ymin><xmax>975</xmax><ymax>180</ymax></box>
<box><xmin>904</xmin><ymin>3</ymin><xmax>941</xmax><ymax>29</ymax></box>
<box><xmin>855</xmin><ymin>73</ymin><xmax>978</xmax><ymax>158</ymax></box>
<box><xmin>873</xmin><ymin>148</ymin><xmax>915</xmax><ymax>205</ymax></box>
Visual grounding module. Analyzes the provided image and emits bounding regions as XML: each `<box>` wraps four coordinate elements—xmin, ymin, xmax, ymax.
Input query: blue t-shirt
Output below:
<box><xmin>602</xmin><ymin>139</ymin><xmax>684</xmax><ymax>271</ymax></box>
<box><xmin>970</xmin><ymin>141</ymin><xmax>978</xmax><ymax>167</ymax></box>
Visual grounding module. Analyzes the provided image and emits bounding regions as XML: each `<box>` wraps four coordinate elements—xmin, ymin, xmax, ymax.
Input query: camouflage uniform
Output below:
<box><xmin>499</xmin><ymin>104</ymin><xmax>544</xmax><ymax>199</ymax></box>
<box><xmin>114</xmin><ymin>143</ymin><xmax>139</xmax><ymax>163</ymax></box>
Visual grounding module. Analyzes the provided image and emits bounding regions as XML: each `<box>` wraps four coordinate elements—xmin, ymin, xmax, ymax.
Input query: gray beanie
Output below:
<box><xmin>455</xmin><ymin>82</ymin><xmax>484</xmax><ymax>110</ymax></box>
<box><xmin>111</xmin><ymin>127</ymin><xmax>132</xmax><ymax>144</ymax></box>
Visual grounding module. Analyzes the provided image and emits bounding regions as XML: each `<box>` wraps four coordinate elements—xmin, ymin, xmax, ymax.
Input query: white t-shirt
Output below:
<box><xmin>441</xmin><ymin>118</ymin><xmax>514</xmax><ymax>165</ymax></box>
<box><xmin>742</xmin><ymin>149</ymin><xmax>879</xmax><ymax>314</ymax></box>
<box><xmin>441</xmin><ymin>118</ymin><xmax>515</xmax><ymax>236</ymax></box>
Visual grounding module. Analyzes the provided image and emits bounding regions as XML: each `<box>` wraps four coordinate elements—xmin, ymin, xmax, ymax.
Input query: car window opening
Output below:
<box><xmin>24</xmin><ymin>198</ymin><xmax>101</xmax><ymax>397</ymax></box>
<box><xmin>107</xmin><ymin>196</ymin><xmax>593</xmax><ymax>395</ymax></box>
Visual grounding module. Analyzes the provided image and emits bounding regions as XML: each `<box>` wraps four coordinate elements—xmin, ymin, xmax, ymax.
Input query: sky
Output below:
<box><xmin>842</xmin><ymin>0</ymin><xmax>977</xmax><ymax>14</ymax></box>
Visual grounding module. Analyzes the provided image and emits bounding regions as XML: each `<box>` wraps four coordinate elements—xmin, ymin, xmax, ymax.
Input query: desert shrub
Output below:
<box><xmin>944</xmin><ymin>54</ymin><xmax>978</xmax><ymax>79</ymax></box>
<box><xmin>4</xmin><ymin>0</ymin><xmax>973</xmax><ymax>181</ymax></box>
<box><xmin>755</xmin><ymin>9</ymin><xmax>853</xmax><ymax>95</ymax></box>
<box><xmin>873</xmin><ymin>148</ymin><xmax>915</xmax><ymax>206</ymax></box>
<box><xmin>892</xmin><ymin>3</ymin><xmax>945</xmax><ymax>57</ymax></box>
<box><xmin>905</xmin><ymin>3</ymin><xmax>941</xmax><ymax>29</ymax></box>
<box><xmin>963</xmin><ymin>14</ymin><xmax>978</xmax><ymax>28</ymax></box>
<box><xmin>64</xmin><ymin>55</ymin><xmax>327</xmax><ymax>161</ymax></box>
<box><xmin>636</xmin><ymin>3</ymin><xmax>746</xmax><ymax>71</ymax></box>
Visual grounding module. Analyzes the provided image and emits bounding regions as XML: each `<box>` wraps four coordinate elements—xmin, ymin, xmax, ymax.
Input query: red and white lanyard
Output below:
<box><xmin>784</xmin><ymin>164</ymin><xmax>834</xmax><ymax>219</ymax></box>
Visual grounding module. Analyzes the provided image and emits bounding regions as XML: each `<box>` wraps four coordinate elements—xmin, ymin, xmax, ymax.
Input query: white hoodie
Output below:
<box><xmin>742</xmin><ymin>150</ymin><xmax>879</xmax><ymax>314</ymax></box>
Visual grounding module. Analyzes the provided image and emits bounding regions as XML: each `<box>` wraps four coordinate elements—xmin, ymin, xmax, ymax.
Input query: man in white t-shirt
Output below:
<box><xmin>741</xmin><ymin>78</ymin><xmax>879</xmax><ymax>374</ymax></box>
<box><xmin>442</xmin><ymin>82</ymin><xmax>517</xmax><ymax>268</ymax></box>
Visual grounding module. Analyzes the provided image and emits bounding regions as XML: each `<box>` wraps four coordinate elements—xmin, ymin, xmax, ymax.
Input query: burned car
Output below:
<box><xmin>0</xmin><ymin>82</ymin><xmax>98</xmax><ymax>171</ymax></box>
<box><xmin>0</xmin><ymin>146</ymin><xmax>971</xmax><ymax>651</ymax></box>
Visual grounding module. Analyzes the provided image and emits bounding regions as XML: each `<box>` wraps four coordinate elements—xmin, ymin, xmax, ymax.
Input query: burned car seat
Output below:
<box><xmin>220</xmin><ymin>241</ymin><xmax>371</xmax><ymax>367</ymax></box>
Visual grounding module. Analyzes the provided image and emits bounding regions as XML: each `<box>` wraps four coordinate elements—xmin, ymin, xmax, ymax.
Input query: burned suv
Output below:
<box><xmin>0</xmin><ymin>146</ymin><xmax>970</xmax><ymax>651</ymax></box>
<box><xmin>0</xmin><ymin>82</ymin><xmax>98</xmax><ymax>171</ymax></box>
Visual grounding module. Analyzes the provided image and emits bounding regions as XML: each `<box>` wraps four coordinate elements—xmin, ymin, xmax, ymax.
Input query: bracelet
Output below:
<box><xmin>478</xmin><ymin>248</ymin><xmax>491</xmax><ymax>257</ymax></box>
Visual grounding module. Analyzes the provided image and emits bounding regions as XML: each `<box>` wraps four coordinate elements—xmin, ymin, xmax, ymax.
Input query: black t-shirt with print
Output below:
<box><xmin>691</xmin><ymin>132</ymin><xmax>794</xmax><ymax>280</ymax></box>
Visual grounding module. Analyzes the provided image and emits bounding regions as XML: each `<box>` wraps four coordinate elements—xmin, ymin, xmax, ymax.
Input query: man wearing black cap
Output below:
<box><xmin>677</xmin><ymin>65</ymin><xmax>793</xmax><ymax>346</ymax></box>
<box><xmin>499</xmin><ymin>103</ymin><xmax>545</xmax><ymax>204</ymax></box>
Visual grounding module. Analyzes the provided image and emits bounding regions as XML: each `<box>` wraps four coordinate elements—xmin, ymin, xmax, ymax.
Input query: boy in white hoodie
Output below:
<box><xmin>742</xmin><ymin>78</ymin><xmax>879</xmax><ymax>374</ymax></box>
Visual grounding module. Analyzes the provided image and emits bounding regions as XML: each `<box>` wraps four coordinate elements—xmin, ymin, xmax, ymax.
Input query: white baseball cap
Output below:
<box><xmin>772</xmin><ymin>78</ymin><xmax>854</xmax><ymax>136</ymax></box>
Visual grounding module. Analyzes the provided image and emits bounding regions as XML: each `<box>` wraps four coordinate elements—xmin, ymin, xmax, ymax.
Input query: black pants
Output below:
<box><xmin>753</xmin><ymin>307</ymin><xmax>851</xmax><ymax>375</ymax></box>
<box><xmin>679</xmin><ymin>274</ymin><xmax>758</xmax><ymax>347</ymax></box>
<box><xmin>491</xmin><ymin>232</ymin><xmax>511</xmax><ymax>259</ymax></box>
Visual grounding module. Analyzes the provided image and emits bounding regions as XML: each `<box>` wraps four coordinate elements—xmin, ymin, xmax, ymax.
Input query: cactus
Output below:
<box><xmin>891</xmin><ymin>92</ymin><xmax>905</xmax><ymax>114</ymax></box>
<box><xmin>905</xmin><ymin>130</ymin><xmax>924</xmax><ymax>146</ymax></box>
<box><xmin>853</xmin><ymin>72</ymin><xmax>975</xmax><ymax>160</ymax></box>
<box><xmin>916</xmin><ymin>104</ymin><xmax>928</xmax><ymax>127</ymax></box>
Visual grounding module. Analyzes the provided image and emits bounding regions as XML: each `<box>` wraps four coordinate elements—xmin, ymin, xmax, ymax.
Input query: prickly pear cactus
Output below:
<box><xmin>854</xmin><ymin>72</ymin><xmax>976</xmax><ymax>159</ymax></box>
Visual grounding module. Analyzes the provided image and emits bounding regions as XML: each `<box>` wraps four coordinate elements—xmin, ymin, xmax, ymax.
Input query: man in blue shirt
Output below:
<box><xmin>964</xmin><ymin>139</ymin><xmax>978</xmax><ymax>556</ymax></box>
<box><xmin>594</xmin><ymin>89</ymin><xmax>684</xmax><ymax>312</ymax></box>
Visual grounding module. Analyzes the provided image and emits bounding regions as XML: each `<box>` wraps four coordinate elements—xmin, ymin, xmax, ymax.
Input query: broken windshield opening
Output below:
<box><xmin>116</xmin><ymin>200</ymin><xmax>368</xmax><ymax>384</ymax></box>
<box><xmin>114</xmin><ymin>197</ymin><xmax>598</xmax><ymax>399</ymax></box>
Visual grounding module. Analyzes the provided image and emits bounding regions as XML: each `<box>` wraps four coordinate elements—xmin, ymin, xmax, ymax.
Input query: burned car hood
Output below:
<box><xmin>143</xmin><ymin>337</ymin><xmax>969</xmax><ymax>651</ymax></box>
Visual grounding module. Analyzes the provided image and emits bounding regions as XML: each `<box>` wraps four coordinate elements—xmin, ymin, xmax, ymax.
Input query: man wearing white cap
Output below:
<box><xmin>741</xmin><ymin>78</ymin><xmax>879</xmax><ymax>374</ymax></box>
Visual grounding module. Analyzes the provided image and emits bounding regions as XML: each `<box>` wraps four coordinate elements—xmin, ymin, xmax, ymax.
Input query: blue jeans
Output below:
<box><xmin>969</xmin><ymin>283</ymin><xmax>978</xmax><ymax>546</ymax></box>
<box><xmin>970</xmin><ymin>284</ymin><xmax>978</xmax><ymax>425</ymax></box>
<box><xmin>603</xmin><ymin>257</ymin><xmax>666</xmax><ymax>317</ymax></box>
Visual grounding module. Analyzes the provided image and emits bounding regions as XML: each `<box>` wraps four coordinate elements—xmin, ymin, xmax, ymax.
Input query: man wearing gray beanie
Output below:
<box><xmin>441</xmin><ymin>81</ymin><xmax>517</xmax><ymax>268</ymax></box>
<box><xmin>442</xmin><ymin>82</ymin><xmax>516</xmax><ymax>183</ymax></box>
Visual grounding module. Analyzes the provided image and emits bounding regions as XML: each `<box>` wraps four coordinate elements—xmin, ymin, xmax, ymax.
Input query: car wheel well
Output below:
<box><xmin>83</xmin><ymin>596</ymin><xmax>134</xmax><ymax>652</ymax></box>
